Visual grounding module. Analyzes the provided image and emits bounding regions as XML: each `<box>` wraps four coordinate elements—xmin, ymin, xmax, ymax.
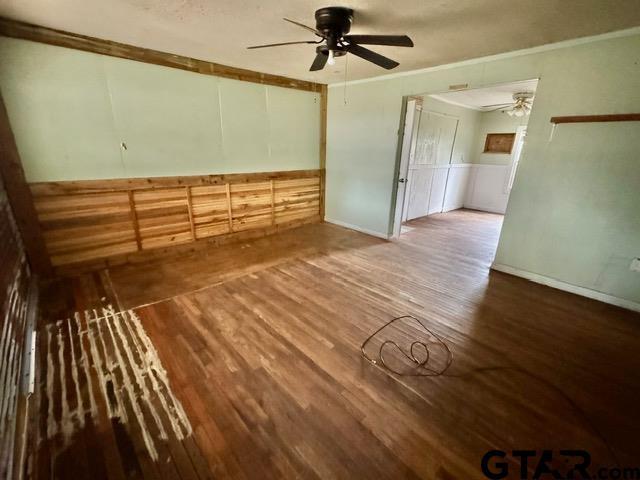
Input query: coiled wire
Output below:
<box><xmin>360</xmin><ymin>314</ymin><xmax>619</xmax><ymax>466</ymax></box>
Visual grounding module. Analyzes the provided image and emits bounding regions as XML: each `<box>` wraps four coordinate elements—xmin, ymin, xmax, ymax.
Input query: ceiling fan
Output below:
<box><xmin>483</xmin><ymin>92</ymin><xmax>535</xmax><ymax>117</ymax></box>
<box><xmin>247</xmin><ymin>7</ymin><xmax>414</xmax><ymax>71</ymax></box>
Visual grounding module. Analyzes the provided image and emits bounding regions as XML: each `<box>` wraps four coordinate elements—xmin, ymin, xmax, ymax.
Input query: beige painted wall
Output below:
<box><xmin>326</xmin><ymin>31</ymin><xmax>640</xmax><ymax>306</ymax></box>
<box><xmin>0</xmin><ymin>37</ymin><xmax>321</xmax><ymax>182</ymax></box>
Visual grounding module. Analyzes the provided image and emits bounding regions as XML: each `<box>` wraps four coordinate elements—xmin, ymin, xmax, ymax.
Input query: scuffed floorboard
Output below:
<box><xmin>36</xmin><ymin>307</ymin><xmax>208</xmax><ymax>479</ymax></box>
<box><xmin>35</xmin><ymin>212</ymin><xmax>640</xmax><ymax>479</ymax></box>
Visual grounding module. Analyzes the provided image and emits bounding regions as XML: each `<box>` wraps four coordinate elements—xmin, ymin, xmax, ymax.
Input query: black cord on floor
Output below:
<box><xmin>360</xmin><ymin>315</ymin><xmax>619</xmax><ymax>467</ymax></box>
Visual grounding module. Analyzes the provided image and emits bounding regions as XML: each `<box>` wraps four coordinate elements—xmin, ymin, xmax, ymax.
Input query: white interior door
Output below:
<box><xmin>401</xmin><ymin>102</ymin><xmax>423</xmax><ymax>222</ymax></box>
<box><xmin>405</xmin><ymin>110</ymin><xmax>459</xmax><ymax>220</ymax></box>
<box><xmin>392</xmin><ymin>99</ymin><xmax>419</xmax><ymax>236</ymax></box>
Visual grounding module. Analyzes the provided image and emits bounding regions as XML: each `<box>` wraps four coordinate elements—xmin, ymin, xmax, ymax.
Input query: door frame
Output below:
<box><xmin>390</xmin><ymin>96</ymin><xmax>422</xmax><ymax>238</ymax></box>
<box><xmin>391</xmin><ymin>105</ymin><xmax>460</xmax><ymax>239</ymax></box>
<box><xmin>388</xmin><ymin>78</ymin><xmax>540</xmax><ymax>238</ymax></box>
<box><xmin>505</xmin><ymin>125</ymin><xmax>527</xmax><ymax>193</ymax></box>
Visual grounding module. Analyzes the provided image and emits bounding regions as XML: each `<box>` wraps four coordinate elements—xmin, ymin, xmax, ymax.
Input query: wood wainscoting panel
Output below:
<box><xmin>133</xmin><ymin>188</ymin><xmax>193</xmax><ymax>250</ymax></box>
<box><xmin>274</xmin><ymin>176</ymin><xmax>321</xmax><ymax>224</ymax></box>
<box><xmin>230</xmin><ymin>181</ymin><xmax>273</xmax><ymax>232</ymax></box>
<box><xmin>189</xmin><ymin>184</ymin><xmax>230</xmax><ymax>239</ymax></box>
<box><xmin>29</xmin><ymin>169</ymin><xmax>323</xmax><ymax>272</ymax></box>
<box><xmin>34</xmin><ymin>190</ymin><xmax>138</xmax><ymax>266</ymax></box>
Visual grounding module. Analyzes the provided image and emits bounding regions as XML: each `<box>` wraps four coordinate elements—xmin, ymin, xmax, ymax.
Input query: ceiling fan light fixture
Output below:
<box><xmin>327</xmin><ymin>49</ymin><xmax>336</xmax><ymax>65</ymax></box>
<box><xmin>247</xmin><ymin>7</ymin><xmax>414</xmax><ymax>71</ymax></box>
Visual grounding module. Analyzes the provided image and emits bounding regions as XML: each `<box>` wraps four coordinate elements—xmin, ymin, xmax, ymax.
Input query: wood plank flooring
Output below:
<box><xmin>36</xmin><ymin>210</ymin><xmax>640</xmax><ymax>479</ymax></box>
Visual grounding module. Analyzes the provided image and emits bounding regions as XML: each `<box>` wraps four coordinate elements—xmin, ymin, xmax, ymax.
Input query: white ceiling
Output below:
<box><xmin>1</xmin><ymin>0</ymin><xmax>639</xmax><ymax>84</ymax></box>
<box><xmin>429</xmin><ymin>79</ymin><xmax>539</xmax><ymax>111</ymax></box>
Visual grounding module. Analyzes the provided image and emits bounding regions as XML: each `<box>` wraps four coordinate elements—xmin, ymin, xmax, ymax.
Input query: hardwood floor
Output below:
<box><xmin>36</xmin><ymin>210</ymin><xmax>640</xmax><ymax>479</ymax></box>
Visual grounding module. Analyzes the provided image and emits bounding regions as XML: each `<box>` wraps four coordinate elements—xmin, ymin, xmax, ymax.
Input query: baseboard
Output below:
<box><xmin>464</xmin><ymin>204</ymin><xmax>506</xmax><ymax>215</ymax></box>
<box><xmin>491</xmin><ymin>263</ymin><xmax>640</xmax><ymax>313</ymax></box>
<box><xmin>442</xmin><ymin>204</ymin><xmax>464</xmax><ymax>213</ymax></box>
<box><xmin>324</xmin><ymin>218</ymin><xmax>390</xmax><ymax>240</ymax></box>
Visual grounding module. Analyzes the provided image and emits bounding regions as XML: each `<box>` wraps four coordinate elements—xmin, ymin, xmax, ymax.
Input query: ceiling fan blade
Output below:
<box><xmin>310</xmin><ymin>52</ymin><xmax>328</xmax><ymax>71</ymax></box>
<box><xmin>346</xmin><ymin>43</ymin><xmax>399</xmax><ymax>69</ymax></box>
<box><xmin>481</xmin><ymin>103</ymin><xmax>513</xmax><ymax>108</ymax></box>
<box><xmin>247</xmin><ymin>40</ymin><xmax>317</xmax><ymax>49</ymax></box>
<box><xmin>344</xmin><ymin>34</ymin><xmax>413</xmax><ymax>47</ymax></box>
<box><xmin>283</xmin><ymin>18</ymin><xmax>323</xmax><ymax>36</ymax></box>
<box><xmin>485</xmin><ymin>106</ymin><xmax>511</xmax><ymax>112</ymax></box>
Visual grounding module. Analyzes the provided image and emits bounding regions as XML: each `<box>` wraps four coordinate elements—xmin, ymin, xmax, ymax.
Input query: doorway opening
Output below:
<box><xmin>391</xmin><ymin>79</ymin><xmax>538</xmax><ymax>243</ymax></box>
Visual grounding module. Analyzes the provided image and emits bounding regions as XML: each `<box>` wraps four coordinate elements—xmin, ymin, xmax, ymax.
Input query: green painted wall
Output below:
<box><xmin>473</xmin><ymin>110</ymin><xmax>529</xmax><ymax>165</ymax></box>
<box><xmin>0</xmin><ymin>37</ymin><xmax>320</xmax><ymax>181</ymax></box>
<box><xmin>326</xmin><ymin>32</ymin><xmax>640</xmax><ymax>305</ymax></box>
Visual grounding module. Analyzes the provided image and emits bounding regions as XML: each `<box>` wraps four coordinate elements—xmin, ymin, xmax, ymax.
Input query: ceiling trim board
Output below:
<box><xmin>328</xmin><ymin>26</ymin><xmax>640</xmax><ymax>88</ymax></box>
<box><xmin>0</xmin><ymin>17</ymin><xmax>324</xmax><ymax>93</ymax></box>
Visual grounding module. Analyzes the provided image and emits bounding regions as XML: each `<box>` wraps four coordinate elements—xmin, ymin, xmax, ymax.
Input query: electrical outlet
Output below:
<box><xmin>630</xmin><ymin>258</ymin><xmax>640</xmax><ymax>273</ymax></box>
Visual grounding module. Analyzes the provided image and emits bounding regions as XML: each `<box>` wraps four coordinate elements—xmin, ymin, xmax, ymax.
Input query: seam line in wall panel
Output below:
<box><xmin>217</xmin><ymin>80</ymin><xmax>227</xmax><ymax>164</ymax></box>
<box><xmin>265</xmin><ymin>86</ymin><xmax>272</xmax><ymax>161</ymax></box>
<box><xmin>101</xmin><ymin>57</ymin><xmax>127</xmax><ymax>175</ymax></box>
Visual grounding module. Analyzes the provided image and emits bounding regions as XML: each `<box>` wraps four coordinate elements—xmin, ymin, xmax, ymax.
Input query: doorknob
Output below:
<box><xmin>398</xmin><ymin>178</ymin><xmax>406</xmax><ymax>183</ymax></box>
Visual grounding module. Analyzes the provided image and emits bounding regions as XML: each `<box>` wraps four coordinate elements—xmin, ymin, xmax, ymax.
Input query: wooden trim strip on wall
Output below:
<box><xmin>319</xmin><ymin>84</ymin><xmax>328</xmax><ymax>220</ymax></box>
<box><xmin>0</xmin><ymin>92</ymin><xmax>52</xmax><ymax>276</ymax></box>
<box><xmin>225</xmin><ymin>183</ymin><xmax>233</xmax><ymax>233</ymax></box>
<box><xmin>29</xmin><ymin>169</ymin><xmax>322</xmax><ymax>196</ymax></box>
<box><xmin>185</xmin><ymin>186</ymin><xmax>196</xmax><ymax>241</ymax></box>
<box><xmin>319</xmin><ymin>85</ymin><xmax>328</xmax><ymax>169</ymax></box>
<box><xmin>550</xmin><ymin>113</ymin><xmax>640</xmax><ymax>124</ymax></box>
<box><xmin>127</xmin><ymin>190</ymin><xmax>142</xmax><ymax>250</ymax></box>
<box><xmin>269</xmin><ymin>180</ymin><xmax>276</xmax><ymax>226</ymax></box>
<box><xmin>0</xmin><ymin>17</ymin><xmax>324</xmax><ymax>93</ymax></box>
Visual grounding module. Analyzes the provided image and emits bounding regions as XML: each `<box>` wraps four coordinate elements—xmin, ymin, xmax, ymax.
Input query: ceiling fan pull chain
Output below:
<box><xmin>344</xmin><ymin>53</ymin><xmax>349</xmax><ymax>105</ymax></box>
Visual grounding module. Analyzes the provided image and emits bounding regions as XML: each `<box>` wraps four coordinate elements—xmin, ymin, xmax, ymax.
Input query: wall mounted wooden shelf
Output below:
<box><xmin>550</xmin><ymin>113</ymin><xmax>640</xmax><ymax>124</ymax></box>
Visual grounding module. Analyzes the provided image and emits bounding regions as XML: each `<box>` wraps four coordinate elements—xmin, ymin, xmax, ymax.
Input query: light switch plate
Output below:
<box><xmin>630</xmin><ymin>258</ymin><xmax>640</xmax><ymax>272</ymax></box>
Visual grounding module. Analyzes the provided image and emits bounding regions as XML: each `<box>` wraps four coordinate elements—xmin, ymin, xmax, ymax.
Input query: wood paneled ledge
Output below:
<box><xmin>30</xmin><ymin>169</ymin><xmax>323</xmax><ymax>274</ymax></box>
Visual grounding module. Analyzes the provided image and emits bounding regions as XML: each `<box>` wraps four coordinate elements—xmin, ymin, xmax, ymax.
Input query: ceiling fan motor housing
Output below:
<box><xmin>248</xmin><ymin>7</ymin><xmax>411</xmax><ymax>71</ymax></box>
<box><xmin>315</xmin><ymin>7</ymin><xmax>353</xmax><ymax>53</ymax></box>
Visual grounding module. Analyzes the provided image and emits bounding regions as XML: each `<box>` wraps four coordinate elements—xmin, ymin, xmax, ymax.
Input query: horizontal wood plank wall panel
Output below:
<box><xmin>231</xmin><ymin>181</ymin><xmax>273</xmax><ymax>232</ymax></box>
<box><xmin>30</xmin><ymin>169</ymin><xmax>322</xmax><ymax>272</ymax></box>
<box><xmin>274</xmin><ymin>177</ymin><xmax>321</xmax><ymax>224</ymax></box>
<box><xmin>190</xmin><ymin>185</ymin><xmax>230</xmax><ymax>239</ymax></box>
<box><xmin>34</xmin><ymin>191</ymin><xmax>138</xmax><ymax>266</ymax></box>
<box><xmin>134</xmin><ymin>188</ymin><xmax>193</xmax><ymax>250</ymax></box>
